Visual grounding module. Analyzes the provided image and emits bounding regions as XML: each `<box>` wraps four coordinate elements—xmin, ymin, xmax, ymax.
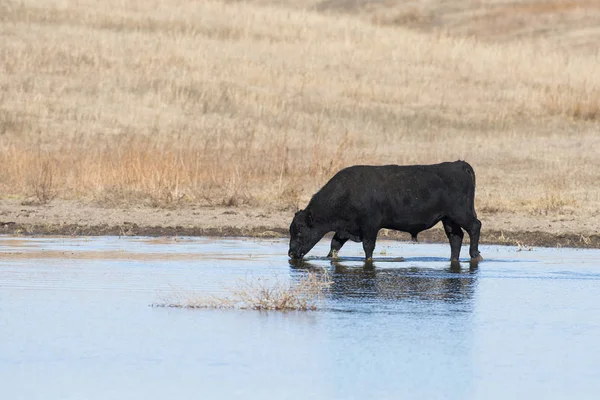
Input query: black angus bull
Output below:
<box><xmin>288</xmin><ymin>161</ymin><xmax>482</xmax><ymax>262</ymax></box>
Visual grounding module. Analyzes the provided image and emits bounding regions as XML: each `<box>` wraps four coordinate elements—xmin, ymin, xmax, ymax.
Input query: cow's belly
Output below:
<box><xmin>336</xmin><ymin>228</ymin><xmax>361</xmax><ymax>242</ymax></box>
<box><xmin>379</xmin><ymin>192</ymin><xmax>445</xmax><ymax>229</ymax></box>
<box><xmin>381</xmin><ymin>212</ymin><xmax>444</xmax><ymax>234</ymax></box>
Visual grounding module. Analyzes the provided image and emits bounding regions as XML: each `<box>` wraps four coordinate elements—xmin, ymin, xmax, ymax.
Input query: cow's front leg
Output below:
<box><xmin>327</xmin><ymin>232</ymin><xmax>348</xmax><ymax>258</ymax></box>
<box><xmin>442</xmin><ymin>218</ymin><xmax>464</xmax><ymax>262</ymax></box>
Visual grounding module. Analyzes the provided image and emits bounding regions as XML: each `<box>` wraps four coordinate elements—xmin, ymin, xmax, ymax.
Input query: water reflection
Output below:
<box><xmin>290</xmin><ymin>259</ymin><xmax>478</xmax><ymax>305</ymax></box>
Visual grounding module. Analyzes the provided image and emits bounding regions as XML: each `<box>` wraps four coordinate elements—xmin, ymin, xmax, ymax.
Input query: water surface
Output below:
<box><xmin>1</xmin><ymin>237</ymin><xmax>600</xmax><ymax>399</ymax></box>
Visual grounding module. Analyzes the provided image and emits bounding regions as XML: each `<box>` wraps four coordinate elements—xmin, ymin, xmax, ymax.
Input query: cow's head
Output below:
<box><xmin>288</xmin><ymin>209</ymin><xmax>321</xmax><ymax>259</ymax></box>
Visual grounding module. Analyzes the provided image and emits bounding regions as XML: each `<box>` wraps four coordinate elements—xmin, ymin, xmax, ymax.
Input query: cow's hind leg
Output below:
<box><xmin>327</xmin><ymin>232</ymin><xmax>348</xmax><ymax>258</ymax></box>
<box><xmin>442</xmin><ymin>217</ymin><xmax>464</xmax><ymax>262</ymax></box>
<box><xmin>465</xmin><ymin>218</ymin><xmax>482</xmax><ymax>261</ymax></box>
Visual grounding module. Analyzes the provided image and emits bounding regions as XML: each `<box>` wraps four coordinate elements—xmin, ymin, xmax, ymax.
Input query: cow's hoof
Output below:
<box><xmin>327</xmin><ymin>250</ymin><xmax>339</xmax><ymax>259</ymax></box>
<box><xmin>471</xmin><ymin>254</ymin><xmax>483</xmax><ymax>262</ymax></box>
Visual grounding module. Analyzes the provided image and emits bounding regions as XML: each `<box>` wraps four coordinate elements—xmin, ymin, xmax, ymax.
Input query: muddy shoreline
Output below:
<box><xmin>1</xmin><ymin>200</ymin><xmax>599</xmax><ymax>249</ymax></box>
<box><xmin>1</xmin><ymin>221</ymin><xmax>599</xmax><ymax>249</ymax></box>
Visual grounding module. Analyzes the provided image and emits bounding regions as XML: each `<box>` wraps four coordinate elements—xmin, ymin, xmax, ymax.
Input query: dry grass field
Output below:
<box><xmin>261</xmin><ymin>0</ymin><xmax>600</xmax><ymax>53</ymax></box>
<box><xmin>1</xmin><ymin>0</ymin><xmax>599</xmax><ymax>239</ymax></box>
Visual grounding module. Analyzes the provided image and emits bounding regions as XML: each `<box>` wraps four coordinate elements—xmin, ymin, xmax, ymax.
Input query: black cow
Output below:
<box><xmin>288</xmin><ymin>161</ymin><xmax>482</xmax><ymax>262</ymax></box>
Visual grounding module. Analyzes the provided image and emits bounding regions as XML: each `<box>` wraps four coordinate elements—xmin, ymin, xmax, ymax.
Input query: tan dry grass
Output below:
<box><xmin>0</xmin><ymin>0</ymin><xmax>599</xmax><ymax>218</ymax></box>
<box><xmin>155</xmin><ymin>270</ymin><xmax>333</xmax><ymax>311</ymax></box>
<box><xmin>259</xmin><ymin>0</ymin><xmax>600</xmax><ymax>54</ymax></box>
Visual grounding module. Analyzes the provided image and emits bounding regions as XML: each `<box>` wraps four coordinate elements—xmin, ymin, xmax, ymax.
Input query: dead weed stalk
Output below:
<box><xmin>154</xmin><ymin>270</ymin><xmax>333</xmax><ymax>311</ymax></box>
<box><xmin>26</xmin><ymin>159</ymin><xmax>57</xmax><ymax>205</ymax></box>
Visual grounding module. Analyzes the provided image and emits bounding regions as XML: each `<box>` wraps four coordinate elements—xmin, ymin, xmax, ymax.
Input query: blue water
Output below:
<box><xmin>1</xmin><ymin>237</ymin><xmax>600</xmax><ymax>399</ymax></box>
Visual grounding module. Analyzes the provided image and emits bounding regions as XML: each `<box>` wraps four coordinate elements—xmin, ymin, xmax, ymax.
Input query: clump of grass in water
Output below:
<box><xmin>154</xmin><ymin>271</ymin><xmax>332</xmax><ymax>311</ymax></box>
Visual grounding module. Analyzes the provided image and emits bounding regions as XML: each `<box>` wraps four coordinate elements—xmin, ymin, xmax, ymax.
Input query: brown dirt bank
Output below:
<box><xmin>1</xmin><ymin>200</ymin><xmax>598</xmax><ymax>249</ymax></box>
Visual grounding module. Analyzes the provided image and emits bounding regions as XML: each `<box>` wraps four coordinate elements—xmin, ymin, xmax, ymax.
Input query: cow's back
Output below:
<box><xmin>307</xmin><ymin>161</ymin><xmax>476</xmax><ymax>230</ymax></box>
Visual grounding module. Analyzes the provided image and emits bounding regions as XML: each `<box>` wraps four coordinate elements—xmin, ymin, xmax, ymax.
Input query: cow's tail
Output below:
<box><xmin>460</xmin><ymin>160</ymin><xmax>478</xmax><ymax>217</ymax></box>
<box><xmin>462</xmin><ymin>161</ymin><xmax>476</xmax><ymax>188</ymax></box>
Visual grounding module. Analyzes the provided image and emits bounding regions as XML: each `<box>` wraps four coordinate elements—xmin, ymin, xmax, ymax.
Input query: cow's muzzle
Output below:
<box><xmin>288</xmin><ymin>250</ymin><xmax>304</xmax><ymax>259</ymax></box>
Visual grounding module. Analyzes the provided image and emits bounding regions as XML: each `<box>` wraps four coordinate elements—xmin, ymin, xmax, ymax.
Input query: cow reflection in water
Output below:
<box><xmin>290</xmin><ymin>258</ymin><xmax>477</xmax><ymax>303</ymax></box>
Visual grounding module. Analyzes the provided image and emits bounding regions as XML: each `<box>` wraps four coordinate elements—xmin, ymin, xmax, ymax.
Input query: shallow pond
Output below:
<box><xmin>1</xmin><ymin>236</ymin><xmax>600</xmax><ymax>399</ymax></box>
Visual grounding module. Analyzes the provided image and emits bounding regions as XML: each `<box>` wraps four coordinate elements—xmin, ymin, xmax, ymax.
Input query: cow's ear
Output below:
<box><xmin>306</xmin><ymin>210</ymin><xmax>313</xmax><ymax>227</ymax></box>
